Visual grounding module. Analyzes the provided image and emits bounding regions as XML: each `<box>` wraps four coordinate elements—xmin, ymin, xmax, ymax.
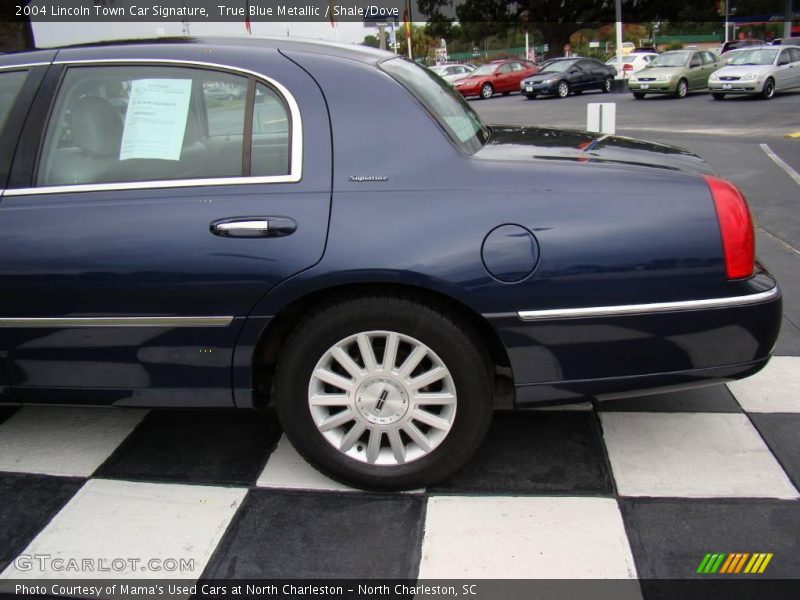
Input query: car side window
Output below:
<box><xmin>701</xmin><ymin>52</ymin><xmax>716</xmax><ymax>64</ymax></box>
<box><xmin>37</xmin><ymin>65</ymin><xmax>291</xmax><ymax>188</ymax></box>
<box><xmin>509</xmin><ymin>62</ymin><xmax>524</xmax><ymax>71</ymax></box>
<box><xmin>790</xmin><ymin>48</ymin><xmax>800</xmax><ymax>63</ymax></box>
<box><xmin>497</xmin><ymin>64</ymin><xmax>513</xmax><ymax>74</ymax></box>
<box><xmin>251</xmin><ymin>83</ymin><xmax>290</xmax><ymax>177</ymax></box>
<box><xmin>0</xmin><ymin>70</ymin><xmax>28</xmax><ymax>135</ymax></box>
<box><xmin>778</xmin><ymin>50</ymin><xmax>791</xmax><ymax>65</ymax></box>
<box><xmin>690</xmin><ymin>54</ymin><xmax>702</xmax><ymax>67</ymax></box>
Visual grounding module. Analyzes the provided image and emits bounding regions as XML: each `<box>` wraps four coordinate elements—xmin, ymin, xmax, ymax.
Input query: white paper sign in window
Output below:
<box><xmin>120</xmin><ymin>79</ymin><xmax>192</xmax><ymax>161</ymax></box>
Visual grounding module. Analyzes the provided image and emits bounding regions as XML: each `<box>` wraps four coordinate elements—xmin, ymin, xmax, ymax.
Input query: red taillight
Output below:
<box><xmin>623</xmin><ymin>63</ymin><xmax>634</xmax><ymax>71</ymax></box>
<box><xmin>705</xmin><ymin>175</ymin><xmax>755</xmax><ymax>280</ymax></box>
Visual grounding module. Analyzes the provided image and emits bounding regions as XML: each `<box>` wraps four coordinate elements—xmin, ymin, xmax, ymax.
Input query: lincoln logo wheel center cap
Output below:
<box><xmin>355</xmin><ymin>376</ymin><xmax>409</xmax><ymax>425</ymax></box>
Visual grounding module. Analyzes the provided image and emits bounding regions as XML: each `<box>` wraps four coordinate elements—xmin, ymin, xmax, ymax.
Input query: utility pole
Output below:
<box><xmin>615</xmin><ymin>0</ymin><xmax>623</xmax><ymax>70</ymax></box>
<box><xmin>724</xmin><ymin>0</ymin><xmax>729</xmax><ymax>43</ymax></box>
<box><xmin>785</xmin><ymin>0</ymin><xmax>793</xmax><ymax>39</ymax></box>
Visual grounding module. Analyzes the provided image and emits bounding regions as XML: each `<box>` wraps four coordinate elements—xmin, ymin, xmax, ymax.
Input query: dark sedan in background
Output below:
<box><xmin>0</xmin><ymin>39</ymin><xmax>781</xmax><ymax>490</ymax></box>
<box><xmin>453</xmin><ymin>59</ymin><xmax>539</xmax><ymax>98</ymax></box>
<box><xmin>520</xmin><ymin>57</ymin><xmax>617</xmax><ymax>98</ymax></box>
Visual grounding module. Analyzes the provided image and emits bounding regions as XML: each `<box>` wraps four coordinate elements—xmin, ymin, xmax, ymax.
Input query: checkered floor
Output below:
<box><xmin>0</xmin><ymin>357</ymin><xmax>798</xmax><ymax>594</ymax></box>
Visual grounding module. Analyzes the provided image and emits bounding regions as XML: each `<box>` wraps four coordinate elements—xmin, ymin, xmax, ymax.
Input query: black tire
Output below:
<box><xmin>525</xmin><ymin>93</ymin><xmax>537</xmax><ymax>99</ymax></box>
<box><xmin>274</xmin><ymin>296</ymin><xmax>494</xmax><ymax>491</ymax></box>
<box><xmin>556</xmin><ymin>80</ymin><xmax>570</xmax><ymax>98</ymax></box>
<box><xmin>674</xmin><ymin>79</ymin><xmax>688</xmax><ymax>98</ymax></box>
<box><xmin>632</xmin><ymin>92</ymin><xmax>646</xmax><ymax>99</ymax></box>
<box><xmin>712</xmin><ymin>92</ymin><xmax>726</xmax><ymax>100</ymax></box>
<box><xmin>761</xmin><ymin>78</ymin><xmax>775</xmax><ymax>99</ymax></box>
<box><xmin>602</xmin><ymin>77</ymin><xmax>613</xmax><ymax>93</ymax></box>
<box><xmin>480</xmin><ymin>83</ymin><xmax>494</xmax><ymax>99</ymax></box>
<box><xmin>502</xmin><ymin>91</ymin><xmax>511</xmax><ymax>96</ymax></box>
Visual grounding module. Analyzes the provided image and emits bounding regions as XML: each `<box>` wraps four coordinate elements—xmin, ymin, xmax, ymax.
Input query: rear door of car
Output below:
<box><xmin>701</xmin><ymin>51</ymin><xmax>720</xmax><ymax>82</ymax></box>
<box><xmin>494</xmin><ymin>63</ymin><xmax>515</xmax><ymax>92</ymax></box>
<box><xmin>775</xmin><ymin>48</ymin><xmax>795</xmax><ymax>88</ymax></box>
<box><xmin>0</xmin><ymin>47</ymin><xmax>332</xmax><ymax>407</ymax></box>
<box><xmin>687</xmin><ymin>52</ymin><xmax>706</xmax><ymax>88</ymax></box>
<box><xmin>789</xmin><ymin>48</ymin><xmax>800</xmax><ymax>87</ymax></box>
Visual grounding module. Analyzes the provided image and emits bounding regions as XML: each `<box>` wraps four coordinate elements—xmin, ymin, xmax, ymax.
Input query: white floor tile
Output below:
<box><xmin>601</xmin><ymin>412</ymin><xmax>798</xmax><ymax>498</ymax></box>
<box><xmin>727</xmin><ymin>356</ymin><xmax>800</xmax><ymax>413</ymax></box>
<box><xmin>0</xmin><ymin>479</ymin><xmax>245</xmax><ymax>580</ymax></box>
<box><xmin>255</xmin><ymin>435</ymin><xmax>356</xmax><ymax>492</ymax></box>
<box><xmin>419</xmin><ymin>496</ymin><xmax>638</xmax><ymax>579</ymax></box>
<box><xmin>0</xmin><ymin>406</ymin><xmax>145</xmax><ymax>477</ymax></box>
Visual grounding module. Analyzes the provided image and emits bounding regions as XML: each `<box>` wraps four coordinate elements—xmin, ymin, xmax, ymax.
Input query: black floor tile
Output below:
<box><xmin>621</xmin><ymin>498</ymin><xmax>800</xmax><ymax>599</ymax></box>
<box><xmin>597</xmin><ymin>385</ymin><xmax>741</xmax><ymax>413</ymax></box>
<box><xmin>429</xmin><ymin>411</ymin><xmax>613</xmax><ymax>495</ymax></box>
<box><xmin>202</xmin><ymin>489</ymin><xmax>425</xmax><ymax>579</ymax></box>
<box><xmin>0</xmin><ymin>473</ymin><xmax>84</xmax><ymax>572</ymax></box>
<box><xmin>93</xmin><ymin>409</ymin><xmax>282</xmax><ymax>486</ymax></box>
<box><xmin>749</xmin><ymin>413</ymin><xmax>800</xmax><ymax>491</ymax></box>
<box><xmin>0</xmin><ymin>407</ymin><xmax>19</xmax><ymax>426</ymax></box>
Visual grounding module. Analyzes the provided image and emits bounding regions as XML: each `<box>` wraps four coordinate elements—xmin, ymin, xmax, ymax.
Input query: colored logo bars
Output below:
<box><xmin>697</xmin><ymin>553</ymin><xmax>774</xmax><ymax>574</ymax></box>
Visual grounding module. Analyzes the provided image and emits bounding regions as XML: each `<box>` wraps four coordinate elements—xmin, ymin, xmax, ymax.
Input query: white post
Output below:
<box><xmin>724</xmin><ymin>0</ymin><xmax>729</xmax><ymax>43</ymax></box>
<box><xmin>785</xmin><ymin>0</ymin><xmax>792</xmax><ymax>39</ymax></box>
<box><xmin>615</xmin><ymin>0</ymin><xmax>623</xmax><ymax>71</ymax></box>
<box><xmin>525</xmin><ymin>31</ymin><xmax>529</xmax><ymax>60</ymax></box>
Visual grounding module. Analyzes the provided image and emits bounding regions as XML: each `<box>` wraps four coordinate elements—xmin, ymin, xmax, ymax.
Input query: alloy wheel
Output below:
<box><xmin>308</xmin><ymin>331</ymin><xmax>457</xmax><ymax>466</ymax></box>
<box><xmin>558</xmin><ymin>81</ymin><xmax>569</xmax><ymax>97</ymax></box>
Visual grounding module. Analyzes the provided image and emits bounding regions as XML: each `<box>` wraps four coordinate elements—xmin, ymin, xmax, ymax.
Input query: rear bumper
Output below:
<box><xmin>485</xmin><ymin>273</ymin><xmax>782</xmax><ymax>406</ymax></box>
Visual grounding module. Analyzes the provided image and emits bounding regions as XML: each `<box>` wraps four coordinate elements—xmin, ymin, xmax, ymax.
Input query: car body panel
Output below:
<box><xmin>0</xmin><ymin>38</ymin><xmax>783</xmax><ymax>412</ymax></box>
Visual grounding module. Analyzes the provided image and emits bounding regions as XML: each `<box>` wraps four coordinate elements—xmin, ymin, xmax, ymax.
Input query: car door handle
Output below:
<box><xmin>210</xmin><ymin>217</ymin><xmax>296</xmax><ymax>238</ymax></box>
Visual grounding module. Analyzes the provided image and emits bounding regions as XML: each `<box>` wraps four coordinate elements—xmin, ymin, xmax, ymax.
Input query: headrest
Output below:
<box><xmin>68</xmin><ymin>96</ymin><xmax>123</xmax><ymax>159</ymax></box>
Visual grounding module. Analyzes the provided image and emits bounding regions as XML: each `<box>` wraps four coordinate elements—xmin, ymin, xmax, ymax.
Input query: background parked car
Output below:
<box><xmin>721</xmin><ymin>39</ymin><xmax>766</xmax><ymax>54</ymax></box>
<box><xmin>520</xmin><ymin>57</ymin><xmax>617</xmax><ymax>98</ymax></box>
<box><xmin>606</xmin><ymin>52</ymin><xmax>658</xmax><ymax>78</ymax></box>
<box><xmin>453</xmin><ymin>59</ymin><xmax>538</xmax><ymax>99</ymax></box>
<box><xmin>772</xmin><ymin>37</ymin><xmax>800</xmax><ymax>46</ymax></box>
<box><xmin>429</xmin><ymin>63</ymin><xmax>475</xmax><ymax>84</ymax></box>
<box><xmin>709</xmin><ymin>45</ymin><xmax>800</xmax><ymax>99</ymax></box>
<box><xmin>628</xmin><ymin>49</ymin><xmax>722</xmax><ymax>98</ymax></box>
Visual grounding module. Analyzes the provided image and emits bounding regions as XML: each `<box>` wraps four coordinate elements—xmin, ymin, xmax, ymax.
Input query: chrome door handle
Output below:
<box><xmin>210</xmin><ymin>217</ymin><xmax>296</xmax><ymax>238</ymax></box>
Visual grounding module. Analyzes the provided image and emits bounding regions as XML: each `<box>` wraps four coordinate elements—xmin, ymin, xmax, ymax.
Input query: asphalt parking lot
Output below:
<box><xmin>0</xmin><ymin>86</ymin><xmax>798</xmax><ymax>597</ymax></box>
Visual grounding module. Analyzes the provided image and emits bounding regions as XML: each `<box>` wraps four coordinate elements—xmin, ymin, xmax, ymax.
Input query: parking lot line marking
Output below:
<box><xmin>760</xmin><ymin>143</ymin><xmax>800</xmax><ymax>188</ymax></box>
<box><xmin>785</xmin><ymin>132</ymin><xmax>800</xmax><ymax>138</ymax></box>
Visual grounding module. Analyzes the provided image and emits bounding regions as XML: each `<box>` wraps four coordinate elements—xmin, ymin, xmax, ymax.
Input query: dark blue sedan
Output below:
<box><xmin>0</xmin><ymin>38</ymin><xmax>781</xmax><ymax>490</ymax></box>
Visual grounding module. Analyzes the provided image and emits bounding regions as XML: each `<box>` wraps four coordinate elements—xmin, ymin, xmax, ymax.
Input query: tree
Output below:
<box><xmin>362</xmin><ymin>34</ymin><xmax>381</xmax><ymax>48</ymax></box>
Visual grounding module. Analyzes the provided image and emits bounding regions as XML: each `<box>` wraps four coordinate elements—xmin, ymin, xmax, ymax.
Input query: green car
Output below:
<box><xmin>628</xmin><ymin>50</ymin><xmax>722</xmax><ymax>99</ymax></box>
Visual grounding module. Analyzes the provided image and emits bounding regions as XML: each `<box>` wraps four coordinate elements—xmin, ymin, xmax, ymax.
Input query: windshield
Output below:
<box><xmin>650</xmin><ymin>52</ymin><xmax>690</xmax><ymax>67</ymax></box>
<box><xmin>728</xmin><ymin>48</ymin><xmax>778</xmax><ymax>65</ymax></box>
<box><xmin>381</xmin><ymin>58</ymin><xmax>489</xmax><ymax>154</ymax></box>
<box><xmin>470</xmin><ymin>64</ymin><xmax>498</xmax><ymax>76</ymax></box>
<box><xmin>540</xmin><ymin>60</ymin><xmax>578</xmax><ymax>73</ymax></box>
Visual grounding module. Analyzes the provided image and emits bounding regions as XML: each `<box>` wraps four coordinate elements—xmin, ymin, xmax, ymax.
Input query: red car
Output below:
<box><xmin>453</xmin><ymin>59</ymin><xmax>539</xmax><ymax>99</ymax></box>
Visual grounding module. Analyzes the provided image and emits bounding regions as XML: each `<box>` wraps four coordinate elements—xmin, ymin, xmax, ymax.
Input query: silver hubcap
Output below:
<box><xmin>481</xmin><ymin>85</ymin><xmax>491</xmax><ymax>98</ymax></box>
<box><xmin>558</xmin><ymin>82</ymin><xmax>568</xmax><ymax>96</ymax></box>
<box><xmin>308</xmin><ymin>331</ymin><xmax>457</xmax><ymax>466</ymax></box>
<box><xmin>678</xmin><ymin>82</ymin><xmax>687</xmax><ymax>96</ymax></box>
<box><xmin>604</xmin><ymin>79</ymin><xmax>611</xmax><ymax>91</ymax></box>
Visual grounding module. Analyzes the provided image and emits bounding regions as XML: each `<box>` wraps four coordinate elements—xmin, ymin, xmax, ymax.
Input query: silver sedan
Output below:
<box><xmin>709</xmin><ymin>45</ymin><xmax>800</xmax><ymax>99</ymax></box>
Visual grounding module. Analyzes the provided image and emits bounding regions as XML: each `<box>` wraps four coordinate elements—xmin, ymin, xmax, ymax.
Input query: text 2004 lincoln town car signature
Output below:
<box><xmin>0</xmin><ymin>39</ymin><xmax>781</xmax><ymax>490</ymax></box>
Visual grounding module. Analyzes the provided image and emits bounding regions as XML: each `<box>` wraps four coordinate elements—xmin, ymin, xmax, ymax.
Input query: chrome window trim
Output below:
<box><xmin>5</xmin><ymin>57</ymin><xmax>302</xmax><ymax>197</ymax></box>
<box><xmin>0</xmin><ymin>316</ymin><xmax>234</xmax><ymax>328</ymax></box>
<box><xmin>0</xmin><ymin>62</ymin><xmax>51</xmax><ymax>70</ymax></box>
<box><xmin>517</xmin><ymin>285</ymin><xmax>780</xmax><ymax>321</ymax></box>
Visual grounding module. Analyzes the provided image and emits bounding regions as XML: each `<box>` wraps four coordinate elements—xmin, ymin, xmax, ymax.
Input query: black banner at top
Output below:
<box><xmin>3</xmin><ymin>0</ymin><xmax>778</xmax><ymax>24</ymax></box>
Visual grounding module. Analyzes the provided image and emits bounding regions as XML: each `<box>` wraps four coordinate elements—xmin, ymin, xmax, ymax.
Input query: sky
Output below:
<box><xmin>33</xmin><ymin>20</ymin><xmax>372</xmax><ymax>48</ymax></box>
